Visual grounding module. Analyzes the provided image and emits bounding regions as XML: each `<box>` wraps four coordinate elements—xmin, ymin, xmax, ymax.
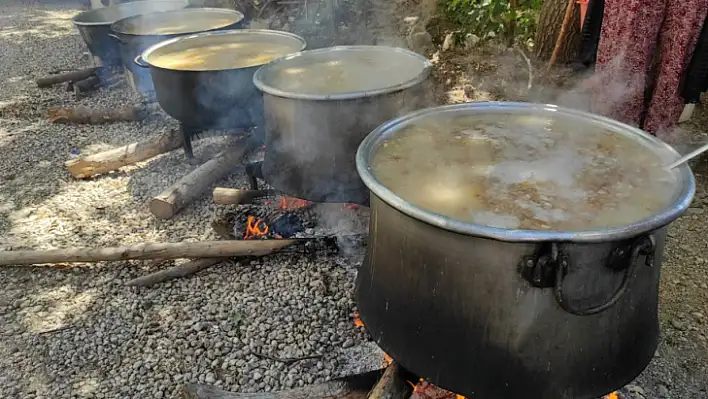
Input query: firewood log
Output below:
<box><xmin>36</xmin><ymin>67</ymin><xmax>97</xmax><ymax>88</ymax></box>
<box><xmin>180</xmin><ymin>381</ymin><xmax>365</xmax><ymax>399</ymax></box>
<box><xmin>65</xmin><ymin>129</ymin><xmax>183</xmax><ymax>179</ymax></box>
<box><xmin>72</xmin><ymin>75</ymin><xmax>101</xmax><ymax>98</ymax></box>
<box><xmin>47</xmin><ymin>105</ymin><xmax>147</xmax><ymax>124</ymax></box>
<box><xmin>149</xmin><ymin>139</ymin><xmax>257</xmax><ymax>219</ymax></box>
<box><xmin>125</xmin><ymin>258</ymin><xmax>228</xmax><ymax>287</ymax></box>
<box><xmin>366</xmin><ymin>362</ymin><xmax>412</xmax><ymax>399</ymax></box>
<box><xmin>213</xmin><ymin>188</ymin><xmax>275</xmax><ymax>205</ymax></box>
<box><xmin>0</xmin><ymin>239</ymin><xmax>296</xmax><ymax>266</ymax></box>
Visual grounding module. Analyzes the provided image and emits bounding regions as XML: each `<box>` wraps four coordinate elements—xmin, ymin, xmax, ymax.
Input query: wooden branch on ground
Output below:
<box><xmin>367</xmin><ymin>362</ymin><xmax>412</xmax><ymax>399</ymax></box>
<box><xmin>66</xmin><ymin>129</ymin><xmax>183</xmax><ymax>179</ymax></box>
<box><xmin>546</xmin><ymin>0</ymin><xmax>576</xmax><ymax>70</ymax></box>
<box><xmin>150</xmin><ymin>138</ymin><xmax>257</xmax><ymax>219</ymax></box>
<box><xmin>36</xmin><ymin>67</ymin><xmax>97</xmax><ymax>88</ymax></box>
<box><xmin>0</xmin><ymin>239</ymin><xmax>296</xmax><ymax>266</ymax></box>
<box><xmin>47</xmin><ymin>105</ymin><xmax>148</xmax><ymax>124</ymax></box>
<box><xmin>125</xmin><ymin>258</ymin><xmax>228</xmax><ymax>287</ymax></box>
<box><xmin>514</xmin><ymin>48</ymin><xmax>533</xmax><ymax>91</ymax></box>
<box><xmin>213</xmin><ymin>188</ymin><xmax>275</xmax><ymax>205</ymax></box>
<box><xmin>72</xmin><ymin>75</ymin><xmax>101</xmax><ymax>98</ymax></box>
<box><xmin>180</xmin><ymin>380</ymin><xmax>365</xmax><ymax>399</ymax></box>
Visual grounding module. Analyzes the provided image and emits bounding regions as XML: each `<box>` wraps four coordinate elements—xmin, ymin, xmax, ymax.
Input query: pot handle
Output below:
<box><xmin>553</xmin><ymin>236</ymin><xmax>656</xmax><ymax>316</ymax></box>
<box><xmin>107</xmin><ymin>33</ymin><xmax>126</xmax><ymax>44</ymax></box>
<box><xmin>134</xmin><ymin>55</ymin><xmax>149</xmax><ymax>68</ymax></box>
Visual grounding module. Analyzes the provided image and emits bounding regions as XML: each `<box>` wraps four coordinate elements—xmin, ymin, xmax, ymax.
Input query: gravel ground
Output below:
<box><xmin>0</xmin><ymin>1</ymin><xmax>368</xmax><ymax>398</ymax></box>
<box><xmin>0</xmin><ymin>1</ymin><xmax>706</xmax><ymax>399</ymax></box>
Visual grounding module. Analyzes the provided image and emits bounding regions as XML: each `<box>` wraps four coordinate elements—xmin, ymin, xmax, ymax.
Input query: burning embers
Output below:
<box><xmin>239</xmin><ymin>195</ymin><xmax>312</xmax><ymax>240</ymax></box>
<box><xmin>349</xmin><ymin>315</ymin><xmax>622</xmax><ymax>399</ymax></box>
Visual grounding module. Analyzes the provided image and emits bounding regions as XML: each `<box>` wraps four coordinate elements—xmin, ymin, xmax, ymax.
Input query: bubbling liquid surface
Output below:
<box><xmin>149</xmin><ymin>42</ymin><xmax>298</xmax><ymax>71</ymax></box>
<box><xmin>370</xmin><ymin>113</ymin><xmax>680</xmax><ymax>231</ymax></box>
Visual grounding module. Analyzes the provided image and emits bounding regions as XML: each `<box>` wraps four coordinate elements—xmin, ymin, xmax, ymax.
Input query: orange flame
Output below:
<box><xmin>352</xmin><ymin>311</ymin><xmax>364</xmax><ymax>327</ymax></box>
<box><xmin>280</xmin><ymin>195</ymin><xmax>311</xmax><ymax>210</ymax></box>
<box><xmin>344</xmin><ymin>203</ymin><xmax>359</xmax><ymax>210</ymax></box>
<box><xmin>605</xmin><ymin>393</ymin><xmax>619</xmax><ymax>399</ymax></box>
<box><xmin>244</xmin><ymin>216</ymin><xmax>269</xmax><ymax>240</ymax></box>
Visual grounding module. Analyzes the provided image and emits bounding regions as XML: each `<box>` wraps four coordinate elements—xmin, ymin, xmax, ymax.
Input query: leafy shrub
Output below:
<box><xmin>441</xmin><ymin>0</ymin><xmax>542</xmax><ymax>47</ymax></box>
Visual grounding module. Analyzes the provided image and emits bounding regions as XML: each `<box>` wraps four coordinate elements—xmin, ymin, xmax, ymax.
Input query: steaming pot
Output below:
<box><xmin>136</xmin><ymin>29</ymin><xmax>306</xmax><ymax>131</ymax></box>
<box><xmin>252</xmin><ymin>46</ymin><xmax>433</xmax><ymax>204</ymax></box>
<box><xmin>72</xmin><ymin>0</ymin><xmax>187</xmax><ymax>66</ymax></box>
<box><xmin>110</xmin><ymin>8</ymin><xmax>244</xmax><ymax>95</ymax></box>
<box><xmin>354</xmin><ymin>102</ymin><xmax>695</xmax><ymax>399</ymax></box>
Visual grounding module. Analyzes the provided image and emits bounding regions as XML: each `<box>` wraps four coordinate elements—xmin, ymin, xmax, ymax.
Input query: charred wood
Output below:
<box><xmin>36</xmin><ymin>67</ymin><xmax>97</xmax><ymax>88</ymax></box>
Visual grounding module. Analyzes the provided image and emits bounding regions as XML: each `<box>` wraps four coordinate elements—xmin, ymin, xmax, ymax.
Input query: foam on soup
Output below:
<box><xmin>370</xmin><ymin>113</ymin><xmax>679</xmax><ymax>231</ymax></box>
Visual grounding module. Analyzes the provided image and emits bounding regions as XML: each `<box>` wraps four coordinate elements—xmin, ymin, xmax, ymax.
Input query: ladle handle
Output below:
<box><xmin>134</xmin><ymin>55</ymin><xmax>149</xmax><ymax>69</ymax></box>
<box><xmin>665</xmin><ymin>141</ymin><xmax>708</xmax><ymax>170</ymax></box>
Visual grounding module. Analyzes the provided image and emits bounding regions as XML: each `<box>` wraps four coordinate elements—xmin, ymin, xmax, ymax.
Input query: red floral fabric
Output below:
<box><xmin>589</xmin><ymin>0</ymin><xmax>708</xmax><ymax>137</ymax></box>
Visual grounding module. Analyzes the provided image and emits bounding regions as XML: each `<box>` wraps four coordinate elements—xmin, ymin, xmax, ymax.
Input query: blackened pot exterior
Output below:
<box><xmin>150</xmin><ymin>65</ymin><xmax>264</xmax><ymax>129</ymax></box>
<box><xmin>353</xmin><ymin>102</ymin><xmax>696</xmax><ymax>399</ymax></box>
<box><xmin>357</xmin><ymin>194</ymin><xmax>664</xmax><ymax>399</ymax></box>
<box><xmin>139</xmin><ymin>30</ymin><xmax>306</xmax><ymax>130</ymax></box>
<box><xmin>259</xmin><ymin>86</ymin><xmax>430</xmax><ymax>204</ymax></box>
<box><xmin>110</xmin><ymin>8</ymin><xmax>244</xmax><ymax>96</ymax></box>
<box><xmin>72</xmin><ymin>1</ymin><xmax>187</xmax><ymax>66</ymax></box>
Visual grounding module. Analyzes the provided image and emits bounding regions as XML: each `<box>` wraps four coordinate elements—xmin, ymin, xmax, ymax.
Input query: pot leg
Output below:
<box><xmin>180</xmin><ymin>124</ymin><xmax>195</xmax><ymax>160</ymax></box>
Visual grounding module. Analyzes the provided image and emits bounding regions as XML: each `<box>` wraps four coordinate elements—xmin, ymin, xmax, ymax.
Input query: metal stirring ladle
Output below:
<box><xmin>665</xmin><ymin>141</ymin><xmax>708</xmax><ymax>170</ymax></box>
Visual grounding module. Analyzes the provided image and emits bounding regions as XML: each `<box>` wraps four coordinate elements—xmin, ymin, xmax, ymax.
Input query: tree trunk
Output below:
<box><xmin>535</xmin><ymin>0</ymin><xmax>581</xmax><ymax>63</ymax></box>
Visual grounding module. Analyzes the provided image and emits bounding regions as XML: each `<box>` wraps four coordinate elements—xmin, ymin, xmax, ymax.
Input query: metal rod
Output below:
<box><xmin>665</xmin><ymin>141</ymin><xmax>708</xmax><ymax>170</ymax></box>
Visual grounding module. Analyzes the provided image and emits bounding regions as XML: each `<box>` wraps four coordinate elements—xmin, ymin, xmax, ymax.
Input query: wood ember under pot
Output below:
<box><xmin>252</xmin><ymin>45</ymin><xmax>433</xmax><ymax>205</ymax></box>
<box><xmin>354</xmin><ymin>103</ymin><xmax>696</xmax><ymax>399</ymax></box>
<box><xmin>136</xmin><ymin>29</ymin><xmax>306</xmax><ymax>157</ymax></box>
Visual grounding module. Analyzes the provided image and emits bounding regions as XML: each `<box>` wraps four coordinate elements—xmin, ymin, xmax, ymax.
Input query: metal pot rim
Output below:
<box><xmin>139</xmin><ymin>29</ymin><xmax>307</xmax><ymax>72</ymax></box>
<box><xmin>109</xmin><ymin>7</ymin><xmax>244</xmax><ymax>36</ymax></box>
<box><xmin>356</xmin><ymin>102</ymin><xmax>696</xmax><ymax>243</ymax></box>
<box><xmin>252</xmin><ymin>45</ymin><xmax>433</xmax><ymax>101</ymax></box>
<box><xmin>71</xmin><ymin>0</ymin><xmax>186</xmax><ymax>27</ymax></box>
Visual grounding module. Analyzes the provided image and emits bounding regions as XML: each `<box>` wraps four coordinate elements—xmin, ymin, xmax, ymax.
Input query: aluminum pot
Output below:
<box><xmin>72</xmin><ymin>0</ymin><xmax>187</xmax><ymax>66</ymax></box>
<box><xmin>110</xmin><ymin>8</ymin><xmax>245</xmax><ymax>95</ymax></box>
<box><xmin>354</xmin><ymin>102</ymin><xmax>695</xmax><ymax>399</ymax></box>
<box><xmin>137</xmin><ymin>29</ymin><xmax>306</xmax><ymax>131</ymax></box>
<box><xmin>253</xmin><ymin>46</ymin><xmax>433</xmax><ymax>205</ymax></box>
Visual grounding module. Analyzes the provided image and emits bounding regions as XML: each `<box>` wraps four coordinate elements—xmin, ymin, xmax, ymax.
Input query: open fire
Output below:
<box><xmin>350</xmin><ymin>314</ymin><xmax>621</xmax><ymax>399</ymax></box>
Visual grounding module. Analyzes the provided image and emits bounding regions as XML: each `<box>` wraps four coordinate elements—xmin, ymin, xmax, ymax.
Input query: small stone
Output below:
<box><xmin>205</xmin><ymin>373</ymin><xmax>215</xmax><ymax>384</ymax></box>
<box><xmin>670</xmin><ymin>319</ymin><xmax>686</xmax><ymax>331</ymax></box>
<box><xmin>657</xmin><ymin>384</ymin><xmax>669</xmax><ymax>397</ymax></box>
<box><xmin>464</xmin><ymin>33</ymin><xmax>480</xmax><ymax>48</ymax></box>
<box><xmin>252</xmin><ymin>371</ymin><xmax>263</xmax><ymax>381</ymax></box>
<box><xmin>342</xmin><ymin>339</ymin><xmax>354</xmax><ymax>349</ymax></box>
<box><xmin>442</xmin><ymin>33</ymin><xmax>455</xmax><ymax>51</ymax></box>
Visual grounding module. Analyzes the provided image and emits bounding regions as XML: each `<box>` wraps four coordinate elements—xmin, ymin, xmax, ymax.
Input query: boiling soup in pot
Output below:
<box><xmin>149</xmin><ymin>42</ymin><xmax>299</xmax><ymax>71</ymax></box>
<box><xmin>371</xmin><ymin>114</ymin><xmax>680</xmax><ymax>231</ymax></box>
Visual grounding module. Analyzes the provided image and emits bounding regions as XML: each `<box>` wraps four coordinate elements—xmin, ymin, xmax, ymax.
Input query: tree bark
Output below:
<box><xmin>0</xmin><ymin>239</ymin><xmax>296</xmax><ymax>266</ymax></box>
<box><xmin>535</xmin><ymin>0</ymin><xmax>581</xmax><ymax>63</ymax></box>
<box><xmin>149</xmin><ymin>138</ymin><xmax>256</xmax><ymax>219</ymax></box>
<box><xmin>180</xmin><ymin>381</ymin><xmax>365</xmax><ymax>399</ymax></box>
<box><xmin>65</xmin><ymin>129</ymin><xmax>183</xmax><ymax>179</ymax></box>
<box><xmin>125</xmin><ymin>258</ymin><xmax>228</xmax><ymax>287</ymax></box>
<box><xmin>213</xmin><ymin>188</ymin><xmax>275</xmax><ymax>205</ymax></box>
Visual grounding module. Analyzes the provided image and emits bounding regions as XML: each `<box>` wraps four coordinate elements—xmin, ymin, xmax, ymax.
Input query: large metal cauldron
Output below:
<box><xmin>72</xmin><ymin>0</ymin><xmax>187</xmax><ymax>66</ymax></box>
<box><xmin>253</xmin><ymin>46</ymin><xmax>433</xmax><ymax>205</ymax></box>
<box><xmin>354</xmin><ymin>103</ymin><xmax>696</xmax><ymax>399</ymax></box>
<box><xmin>137</xmin><ymin>29</ymin><xmax>306</xmax><ymax>131</ymax></box>
<box><xmin>110</xmin><ymin>8</ymin><xmax>244</xmax><ymax>95</ymax></box>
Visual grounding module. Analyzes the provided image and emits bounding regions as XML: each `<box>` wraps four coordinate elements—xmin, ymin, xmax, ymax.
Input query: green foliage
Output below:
<box><xmin>441</xmin><ymin>0</ymin><xmax>542</xmax><ymax>46</ymax></box>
